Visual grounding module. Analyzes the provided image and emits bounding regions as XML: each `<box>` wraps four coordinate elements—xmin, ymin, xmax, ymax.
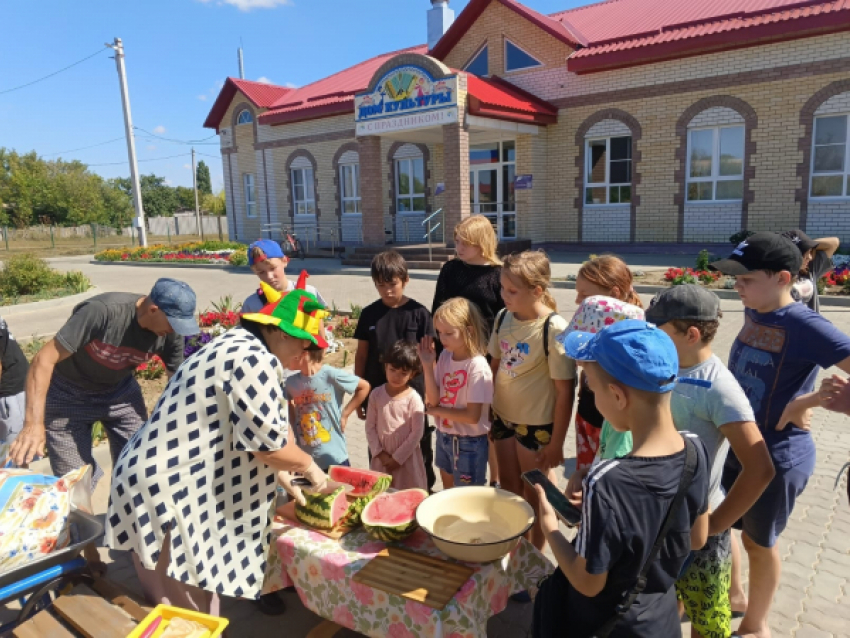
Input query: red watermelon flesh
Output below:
<box><xmin>361</xmin><ymin>489</ymin><xmax>429</xmax><ymax>542</ymax></box>
<box><xmin>328</xmin><ymin>465</ymin><xmax>392</xmax><ymax>498</ymax></box>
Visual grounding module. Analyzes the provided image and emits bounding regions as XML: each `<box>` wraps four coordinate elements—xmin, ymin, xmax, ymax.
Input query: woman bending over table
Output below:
<box><xmin>103</xmin><ymin>285</ymin><xmax>330</xmax><ymax>615</ymax></box>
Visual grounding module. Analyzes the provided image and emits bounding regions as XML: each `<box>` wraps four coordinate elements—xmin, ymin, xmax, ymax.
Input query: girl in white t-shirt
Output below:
<box><xmin>418</xmin><ymin>297</ymin><xmax>493</xmax><ymax>488</ymax></box>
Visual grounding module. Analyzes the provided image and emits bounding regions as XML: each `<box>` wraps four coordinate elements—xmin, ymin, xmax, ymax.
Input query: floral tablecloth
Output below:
<box><xmin>262</xmin><ymin>517</ymin><xmax>554</xmax><ymax>638</ymax></box>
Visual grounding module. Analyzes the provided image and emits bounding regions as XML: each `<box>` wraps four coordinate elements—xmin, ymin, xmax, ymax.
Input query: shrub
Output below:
<box><xmin>695</xmin><ymin>249</ymin><xmax>712</xmax><ymax>272</ymax></box>
<box><xmin>63</xmin><ymin>271</ymin><xmax>91</xmax><ymax>294</ymax></box>
<box><xmin>135</xmin><ymin>355</ymin><xmax>166</xmax><ymax>380</ymax></box>
<box><xmin>730</xmin><ymin>230</ymin><xmax>755</xmax><ymax>245</ymax></box>
<box><xmin>95</xmin><ymin>249</ymin><xmax>123</xmax><ymax>262</ymax></box>
<box><xmin>664</xmin><ymin>267</ymin><xmax>720</xmax><ymax>286</ymax></box>
<box><xmin>349</xmin><ymin>302</ymin><xmax>363</xmax><ymax>320</ymax></box>
<box><xmin>228</xmin><ymin>250</ymin><xmax>248</xmax><ymax>266</ymax></box>
<box><xmin>0</xmin><ymin>254</ymin><xmax>62</xmax><ymax>296</ymax></box>
<box><xmin>331</xmin><ymin>316</ymin><xmax>357</xmax><ymax>339</ymax></box>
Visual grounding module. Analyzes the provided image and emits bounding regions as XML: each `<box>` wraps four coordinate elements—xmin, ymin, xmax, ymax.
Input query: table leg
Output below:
<box><xmin>305</xmin><ymin>620</ymin><xmax>342</xmax><ymax>638</ymax></box>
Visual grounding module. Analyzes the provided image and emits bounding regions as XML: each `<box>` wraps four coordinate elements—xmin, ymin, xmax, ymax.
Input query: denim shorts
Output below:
<box><xmin>435</xmin><ymin>431</ymin><xmax>489</xmax><ymax>486</ymax></box>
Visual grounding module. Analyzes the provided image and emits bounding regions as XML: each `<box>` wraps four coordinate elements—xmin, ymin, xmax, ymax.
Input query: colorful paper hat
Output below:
<box><xmin>241</xmin><ymin>271</ymin><xmax>329</xmax><ymax>347</ymax></box>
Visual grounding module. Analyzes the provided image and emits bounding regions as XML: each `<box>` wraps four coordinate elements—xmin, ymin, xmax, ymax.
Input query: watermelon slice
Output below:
<box><xmin>328</xmin><ymin>465</ymin><xmax>392</xmax><ymax>498</ymax></box>
<box><xmin>295</xmin><ymin>486</ymin><xmax>350</xmax><ymax>530</ymax></box>
<box><xmin>361</xmin><ymin>489</ymin><xmax>428</xmax><ymax>542</ymax></box>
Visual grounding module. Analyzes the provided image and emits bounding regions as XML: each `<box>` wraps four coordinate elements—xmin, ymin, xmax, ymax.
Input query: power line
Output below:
<box><xmin>86</xmin><ymin>152</ymin><xmax>189</xmax><ymax>167</ymax></box>
<box><xmin>0</xmin><ymin>47</ymin><xmax>108</xmax><ymax>96</ymax></box>
<box><xmin>197</xmin><ymin>152</ymin><xmax>223</xmax><ymax>160</ymax></box>
<box><xmin>43</xmin><ymin>136</ymin><xmax>126</xmax><ymax>157</ymax></box>
<box><xmin>133</xmin><ymin>127</ymin><xmax>218</xmax><ymax>145</ymax></box>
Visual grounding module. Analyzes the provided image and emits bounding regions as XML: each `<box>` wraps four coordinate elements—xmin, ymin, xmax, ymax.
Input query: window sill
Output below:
<box><xmin>584</xmin><ymin>203</ymin><xmax>631</xmax><ymax>208</ymax></box>
<box><xmin>684</xmin><ymin>200</ymin><xmax>743</xmax><ymax>205</ymax></box>
<box><xmin>809</xmin><ymin>197</ymin><xmax>850</xmax><ymax>202</ymax></box>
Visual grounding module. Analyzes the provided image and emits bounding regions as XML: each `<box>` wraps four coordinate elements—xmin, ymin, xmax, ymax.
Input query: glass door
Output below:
<box><xmin>469</xmin><ymin>141</ymin><xmax>516</xmax><ymax>239</ymax></box>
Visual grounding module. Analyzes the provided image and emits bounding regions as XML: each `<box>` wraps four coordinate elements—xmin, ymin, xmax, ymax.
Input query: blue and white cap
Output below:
<box><xmin>150</xmin><ymin>278</ymin><xmax>200</xmax><ymax>336</ymax></box>
<box><xmin>564</xmin><ymin>319</ymin><xmax>678</xmax><ymax>393</ymax></box>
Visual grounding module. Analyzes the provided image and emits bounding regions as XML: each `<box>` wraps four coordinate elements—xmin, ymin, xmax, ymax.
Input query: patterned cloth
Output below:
<box><xmin>263</xmin><ymin>522</ymin><xmax>554</xmax><ymax>638</ymax></box>
<box><xmin>675</xmin><ymin>530</ymin><xmax>732</xmax><ymax>638</ymax></box>
<box><xmin>104</xmin><ymin>328</ymin><xmax>290</xmax><ymax>599</ymax></box>
<box><xmin>45</xmin><ymin>374</ymin><xmax>147</xmax><ymax>487</ymax></box>
<box><xmin>574</xmin><ymin>414</ymin><xmax>601</xmax><ymax>471</ymax></box>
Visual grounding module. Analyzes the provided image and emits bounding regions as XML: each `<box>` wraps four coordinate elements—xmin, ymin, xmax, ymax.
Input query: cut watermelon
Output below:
<box><xmin>295</xmin><ymin>486</ymin><xmax>350</xmax><ymax>530</ymax></box>
<box><xmin>328</xmin><ymin>465</ymin><xmax>392</xmax><ymax>498</ymax></box>
<box><xmin>361</xmin><ymin>489</ymin><xmax>428</xmax><ymax>542</ymax></box>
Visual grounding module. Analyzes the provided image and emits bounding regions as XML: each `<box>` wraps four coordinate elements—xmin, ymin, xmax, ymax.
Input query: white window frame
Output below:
<box><xmin>464</xmin><ymin>44</ymin><xmax>489</xmax><ymax>76</ymax></box>
<box><xmin>339</xmin><ymin>163</ymin><xmax>361</xmax><ymax>214</ymax></box>
<box><xmin>291</xmin><ymin>167</ymin><xmax>316</xmax><ymax>216</ymax></box>
<box><xmin>243</xmin><ymin>173</ymin><xmax>257</xmax><ymax>218</ymax></box>
<box><xmin>236</xmin><ymin>109</ymin><xmax>253</xmax><ymax>125</ymax></box>
<box><xmin>584</xmin><ymin>135</ymin><xmax>632</xmax><ymax>206</ymax></box>
<box><xmin>395</xmin><ymin>157</ymin><xmax>425</xmax><ymax>213</ymax></box>
<box><xmin>504</xmin><ymin>38</ymin><xmax>543</xmax><ymax>73</ymax></box>
<box><xmin>686</xmin><ymin>124</ymin><xmax>745</xmax><ymax>202</ymax></box>
<box><xmin>810</xmin><ymin>113</ymin><xmax>850</xmax><ymax>200</ymax></box>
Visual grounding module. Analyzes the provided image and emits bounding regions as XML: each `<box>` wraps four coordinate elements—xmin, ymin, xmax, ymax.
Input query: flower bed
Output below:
<box><xmin>95</xmin><ymin>241</ymin><xmax>248</xmax><ymax>266</ymax></box>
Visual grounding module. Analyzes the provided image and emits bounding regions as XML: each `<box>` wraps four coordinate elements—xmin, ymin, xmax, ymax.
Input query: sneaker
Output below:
<box><xmin>490</xmin><ymin>481</ymin><xmax>501</xmax><ymax>489</ymax></box>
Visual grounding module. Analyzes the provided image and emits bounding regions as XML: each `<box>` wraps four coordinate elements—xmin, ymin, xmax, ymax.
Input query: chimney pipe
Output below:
<box><xmin>427</xmin><ymin>0</ymin><xmax>455</xmax><ymax>52</ymax></box>
<box><xmin>237</xmin><ymin>48</ymin><xmax>245</xmax><ymax>79</ymax></box>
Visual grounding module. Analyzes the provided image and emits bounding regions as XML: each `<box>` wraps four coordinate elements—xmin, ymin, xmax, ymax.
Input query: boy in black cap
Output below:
<box><xmin>780</xmin><ymin>229</ymin><xmax>839</xmax><ymax>313</ymax></box>
<box><xmin>712</xmin><ymin>233</ymin><xmax>850</xmax><ymax>638</ymax></box>
<box><xmin>647</xmin><ymin>285</ymin><xmax>774</xmax><ymax>638</ymax></box>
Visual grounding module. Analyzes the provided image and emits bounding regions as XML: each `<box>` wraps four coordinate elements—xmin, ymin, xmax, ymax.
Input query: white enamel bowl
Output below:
<box><xmin>415</xmin><ymin>487</ymin><xmax>535</xmax><ymax>563</ymax></box>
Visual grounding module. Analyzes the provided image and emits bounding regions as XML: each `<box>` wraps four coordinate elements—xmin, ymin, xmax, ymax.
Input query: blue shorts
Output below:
<box><xmin>722</xmin><ymin>450</ymin><xmax>815</xmax><ymax>548</ymax></box>
<box><xmin>435</xmin><ymin>431</ymin><xmax>488</xmax><ymax>486</ymax></box>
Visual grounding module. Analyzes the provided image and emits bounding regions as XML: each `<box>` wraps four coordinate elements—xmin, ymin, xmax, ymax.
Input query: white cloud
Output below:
<box><xmin>164</xmin><ymin>179</ymin><xmax>173</xmax><ymax>186</ymax></box>
<box><xmin>198</xmin><ymin>95</ymin><xmax>207</xmax><ymax>101</ymax></box>
<box><xmin>257</xmin><ymin>76</ymin><xmax>273</xmax><ymax>84</ymax></box>
<box><xmin>198</xmin><ymin>0</ymin><xmax>294</xmax><ymax>10</ymax></box>
<box><xmin>146</xmin><ymin>145</ymin><xmax>157</xmax><ymax>151</ymax></box>
<box><xmin>183</xmin><ymin>164</ymin><xmax>192</xmax><ymax>170</ymax></box>
<box><xmin>198</xmin><ymin>79</ymin><xmax>225</xmax><ymax>103</ymax></box>
<box><xmin>153</xmin><ymin>125</ymin><xmax>166</xmax><ymax>134</ymax></box>
<box><xmin>285</xmin><ymin>82</ymin><xmax>298</xmax><ymax>88</ymax></box>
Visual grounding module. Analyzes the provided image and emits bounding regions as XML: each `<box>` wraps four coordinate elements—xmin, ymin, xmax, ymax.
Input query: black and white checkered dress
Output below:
<box><xmin>104</xmin><ymin>328</ymin><xmax>288</xmax><ymax>599</ymax></box>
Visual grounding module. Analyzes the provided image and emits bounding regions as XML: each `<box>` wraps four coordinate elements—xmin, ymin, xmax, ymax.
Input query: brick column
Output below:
<box><xmin>442</xmin><ymin>122</ymin><xmax>470</xmax><ymax>247</ymax></box>
<box><xmin>359</xmin><ymin>135</ymin><xmax>385</xmax><ymax>246</ymax></box>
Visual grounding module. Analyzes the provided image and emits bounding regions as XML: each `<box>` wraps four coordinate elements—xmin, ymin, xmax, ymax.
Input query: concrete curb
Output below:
<box><xmin>0</xmin><ymin>287</ymin><xmax>101</xmax><ymax>317</ymax></box>
<box><xmin>90</xmin><ymin>260</ymin><xmax>251</xmax><ymax>272</ymax></box>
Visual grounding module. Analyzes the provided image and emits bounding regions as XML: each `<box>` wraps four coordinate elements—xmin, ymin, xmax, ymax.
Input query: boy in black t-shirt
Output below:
<box><xmin>354</xmin><ymin>251</ymin><xmax>435</xmax><ymax>489</ymax></box>
<box><xmin>533</xmin><ymin>320</ymin><xmax>710</xmax><ymax>638</ymax></box>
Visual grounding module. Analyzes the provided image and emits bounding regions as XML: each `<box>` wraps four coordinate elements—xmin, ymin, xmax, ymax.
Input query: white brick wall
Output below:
<box><xmin>264</xmin><ymin>150</ymin><xmax>281</xmax><ymax>227</ymax></box>
<box><xmin>687</xmin><ymin>107</ymin><xmax>745</xmax><ymax>128</ymax></box>
<box><xmin>396</xmin><ymin>213</ymin><xmax>426</xmax><ymax>242</ymax></box>
<box><xmin>807</xmin><ymin>201</ymin><xmax>850</xmax><ymax>244</ymax></box>
<box><xmin>582</xmin><ymin>205</ymin><xmax>630</xmax><ymax>242</ymax></box>
<box><xmin>814</xmin><ymin>91</ymin><xmax>850</xmax><ymax>116</ymax></box>
<box><xmin>585</xmin><ymin>119</ymin><xmax>632</xmax><ymax>138</ymax></box>
<box><xmin>341</xmin><ymin>214</ymin><xmax>362</xmax><ymax>242</ymax></box>
<box><xmin>220</xmin><ymin>128</ymin><xmax>233</xmax><ymax>148</ymax></box>
<box><xmin>255</xmin><ymin>150</ymin><xmax>268</xmax><ymax>227</ymax></box>
<box><xmin>683</xmin><ymin>203</ymin><xmax>742</xmax><ymax>242</ymax></box>
<box><xmin>222</xmin><ymin>155</ymin><xmax>238</xmax><ymax>240</ymax></box>
<box><xmin>257</xmin><ymin>114</ymin><xmax>353</xmax><ymax>143</ymax></box>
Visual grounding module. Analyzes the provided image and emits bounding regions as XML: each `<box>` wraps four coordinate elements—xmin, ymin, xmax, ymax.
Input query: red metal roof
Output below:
<box><xmin>258</xmin><ymin>45</ymin><xmax>429</xmax><ymax>126</ymax></box>
<box><xmin>557</xmin><ymin>0</ymin><xmax>850</xmax><ymax>72</ymax></box>
<box><xmin>202</xmin><ymin>78</ymin><xmax>293</xmax><ymax>129</ymax></box>
<box><xmin>467</xmin><ymin>75</ymin><xmax>558</xmax><ymax>124</ymax></box>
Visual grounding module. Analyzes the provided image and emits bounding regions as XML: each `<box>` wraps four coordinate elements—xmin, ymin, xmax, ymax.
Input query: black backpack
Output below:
<box><xmin>493</xmin><ymin>309</ymin><xmax>556</xmax><ymax>359</ymax></box>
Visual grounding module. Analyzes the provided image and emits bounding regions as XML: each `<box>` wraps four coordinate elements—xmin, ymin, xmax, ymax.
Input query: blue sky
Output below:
<box><xmin>0</xmin><ymin>0</ymin><xmax>582</xmax><ymax>191</ymax></box>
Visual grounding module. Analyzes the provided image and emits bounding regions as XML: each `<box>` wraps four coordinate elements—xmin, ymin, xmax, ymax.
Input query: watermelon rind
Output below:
<box><xmin>361</xmin><ymin>489</ymin><xmax>428</xmax><ymax>542</ymax></box>
<box><xmin>328</xmin><ymin>465</ymin><xmax>392</xmax><ymax>498</ymax></box>
<box><xmin>295</xmin><ymin>486</ymin><xmax>347</xmax><ymax>530</ymax></box>
<box><xmin>338</xmin><ymin>495</ymin><xmax>371</xmax><ymax>528</ymax></box>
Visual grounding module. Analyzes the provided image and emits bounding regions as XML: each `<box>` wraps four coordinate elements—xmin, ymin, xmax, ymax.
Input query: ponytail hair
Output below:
<box><xmin>578</xmin><ymin>255</ymin><xmax>643</xmax><ymax>308</ymax></box>
<box><xmin>434</xmin><ymin>297</ymin><xmax>488</xmax><ymax>357</ymax></box>
<box><xmin>503</xmin><ymin>250</ymin><xmax>557</xmax><ymax>313</ymax></box>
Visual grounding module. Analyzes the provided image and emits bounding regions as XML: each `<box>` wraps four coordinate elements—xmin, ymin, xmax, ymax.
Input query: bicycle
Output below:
<box><xmin>281</xmin><ymin>227</ymin><xmax>304</xmax><ymax>260</ymax></box>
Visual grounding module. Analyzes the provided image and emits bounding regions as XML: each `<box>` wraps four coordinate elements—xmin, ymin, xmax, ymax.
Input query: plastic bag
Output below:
<box><xmin>0</xmin><ymin>465</ymin><xmax>92</xmax><ymax>575</ymax></box>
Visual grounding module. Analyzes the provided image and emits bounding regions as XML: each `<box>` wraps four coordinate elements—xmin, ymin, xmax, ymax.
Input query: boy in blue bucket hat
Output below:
<box><xmin>533</xmin><ymin>320</ymin><xmax>710</xmax><ymax>638</ymax></box>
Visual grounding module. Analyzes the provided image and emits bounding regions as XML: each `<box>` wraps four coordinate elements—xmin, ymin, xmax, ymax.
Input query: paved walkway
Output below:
<box><xmin>2</xmin><ymin>255</ymin><xmax>848</xmax><ymax>637</ymax></box>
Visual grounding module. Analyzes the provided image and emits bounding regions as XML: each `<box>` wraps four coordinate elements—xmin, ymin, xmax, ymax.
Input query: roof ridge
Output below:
<box><xmin>549</xmin><ymin>0</ymin><xmax>629</xmax><ymax>19</ymax></box>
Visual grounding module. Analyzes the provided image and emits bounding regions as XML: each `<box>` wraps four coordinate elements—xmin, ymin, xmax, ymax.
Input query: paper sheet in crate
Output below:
<box><xmin>0</xmin><ymin>465</ymin><xmax>92</xmax><ymax>575</ymax></box>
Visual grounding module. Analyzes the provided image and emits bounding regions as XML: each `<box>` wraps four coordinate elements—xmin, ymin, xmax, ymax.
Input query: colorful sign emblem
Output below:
<box><xmin>355</xmin><ymin>65</ymin><xmax>458</xmax><ymax>122</ymax></box>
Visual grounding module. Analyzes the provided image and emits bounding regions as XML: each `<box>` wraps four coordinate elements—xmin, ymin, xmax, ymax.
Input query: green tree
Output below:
<box><xmin>196</xmin><ymin>160</ymin><xmax>212</xmax><ymax>196</ymax></box>
<box><xmin>174</xmin><ymin>186</ymin><xmax>196</xmax><ymax>211</ymax></box>
<box><xmin>202</xmin><ymin>189</ymin><xmax>226</xmax><ymax>216</ymax></box>
<box><xmin>115</xmin><ymin>174</ymin><xmax>180</xmax><ymax>218</ymax></box>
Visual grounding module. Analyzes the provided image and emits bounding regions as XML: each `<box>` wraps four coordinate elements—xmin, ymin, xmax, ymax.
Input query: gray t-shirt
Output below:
<box><xmin>55</xmin><ymin>293</ymin><xmax>184</xmax><ymax>391</ymax></box>
<box><xmin>671</xmin><ymin>354</ymin><xmax>755</xmax><ymax>510</ymax></box>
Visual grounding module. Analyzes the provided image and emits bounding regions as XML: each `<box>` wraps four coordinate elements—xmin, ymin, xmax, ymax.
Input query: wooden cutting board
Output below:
<box><xmin>352</xmin><ymin>546</ymin><xmax>474</xmax><ymax>610</ymax></box>
<box><xmin>275</xmin><ymin>500</ymin><xmax>357</xmax><ymax>540</ymax></box>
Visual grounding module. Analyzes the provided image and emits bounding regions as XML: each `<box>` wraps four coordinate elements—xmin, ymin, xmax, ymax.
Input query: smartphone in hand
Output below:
<box><xmin>522</xmin><ymin>469</ymin><xmax>582</xmax><ymax>528</ymax></box>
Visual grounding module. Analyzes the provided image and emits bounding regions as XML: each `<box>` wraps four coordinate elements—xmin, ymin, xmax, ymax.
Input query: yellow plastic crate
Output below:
<box><xmin>126</xmin><ymin>604</ymin><xmax>229</xmax><ymax>638</ymax></box>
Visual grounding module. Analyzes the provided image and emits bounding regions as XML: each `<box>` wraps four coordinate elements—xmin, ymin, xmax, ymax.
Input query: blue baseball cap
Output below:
<box><xmin>150</xmin><ymin>278</ymin><xmax>200</xmax><ymax>336</ymax></box>
<box><xmin>564</xmin><ymin>319</ymin><xmax>678</xmax><ymax>393</ymax></box>
<box><xmin>247</xmin><ymin>239</ymin><xmax>285</xmax><ymax>266</ymax></box>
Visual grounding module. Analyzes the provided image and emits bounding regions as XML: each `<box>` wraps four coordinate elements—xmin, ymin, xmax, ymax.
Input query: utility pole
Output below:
<box><xmin>107</xmin><ymin>37</ymin><xmax>147</xmax><ymax>246</ymax></box>
<box><xmin>192</xmin><ymin>148</ymin><xmax>203</xmax><ymax>239</ymax></box>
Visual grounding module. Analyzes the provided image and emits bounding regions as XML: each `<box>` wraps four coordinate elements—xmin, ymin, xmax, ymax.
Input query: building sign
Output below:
<box><xmin>515</xmin><ymin>175</ymin><xmax>533</xmax><ymax>190</ymax></box>
<box><xmin>356</xmin><ymin>107</ymin><xmax>458</xmax><ymax>136</ymax></box>
<box><xmin>355</xmin><ymin>66</ymin><xmax>458</xmax><ymax>123</ymax></box>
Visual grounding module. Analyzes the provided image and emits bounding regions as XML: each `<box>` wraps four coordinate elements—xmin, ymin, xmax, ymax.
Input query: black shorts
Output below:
<box><xmin>491</xmin><ymin>413</ymin><xmax>553</xmax><ymax>452</ymax></box>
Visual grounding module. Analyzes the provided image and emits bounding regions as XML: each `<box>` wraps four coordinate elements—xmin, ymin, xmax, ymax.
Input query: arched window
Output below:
<box><xmin>236</xmin><ymin>109</ymin><xmax>253</xmax><ymax>125</ymax></box>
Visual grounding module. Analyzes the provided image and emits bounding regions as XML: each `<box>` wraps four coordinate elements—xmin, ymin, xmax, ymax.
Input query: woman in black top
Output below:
<box><xmin>432</xmin><ymin>215</ymin><xmax>504</xmax><ymax>486</ymax></box>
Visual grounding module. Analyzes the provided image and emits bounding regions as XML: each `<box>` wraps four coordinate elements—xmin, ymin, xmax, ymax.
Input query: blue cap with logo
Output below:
<box><xmin>247</xmin><ymin>239</ymin><xmax>285</xmax><ymax>266</ymax></box>
<box><xmin>150</xmin><ymin>278</ymin><xmax>200</xmax><ymax>336</ymax></box>
<box><xmin>564</xmin><ymin>319</ymin><xmax>678</xmax><ymax>393</ymax></box>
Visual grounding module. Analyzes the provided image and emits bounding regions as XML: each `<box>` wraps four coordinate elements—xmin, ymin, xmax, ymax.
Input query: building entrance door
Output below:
<box><xmin>469</xmin><ymin>141</ymin><xmax>516</xmax><ymax>240</ymax></box>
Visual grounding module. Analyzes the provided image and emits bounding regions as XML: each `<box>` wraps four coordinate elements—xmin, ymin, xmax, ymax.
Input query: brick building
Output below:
<box><xmin>203</xmin><ymin>0</ymin><xmax>850</xmax><ymax>248</ymax></box>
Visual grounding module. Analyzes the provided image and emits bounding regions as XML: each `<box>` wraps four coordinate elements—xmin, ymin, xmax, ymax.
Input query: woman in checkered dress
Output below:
<box><xmin>104</xmin><ymin>287</ymin><xmax>330</xmax><ymax>615</ymax></box>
